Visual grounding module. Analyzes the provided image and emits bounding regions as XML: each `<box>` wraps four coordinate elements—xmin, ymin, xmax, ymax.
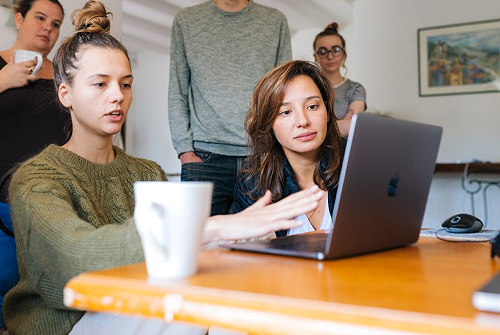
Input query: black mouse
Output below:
<box><xmin>441</xmin><ymin>213</ymin><xmax>483</xmax><ymax>233</ymax></box>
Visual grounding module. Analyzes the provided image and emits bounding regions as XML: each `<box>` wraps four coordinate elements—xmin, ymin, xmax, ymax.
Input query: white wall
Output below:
<box><xmin>352</xmin><ymin>0</ymin><xmax>500</xmax><ymax>228</ymax></box>
<box><xmin>126</xmin><ymin>51</ymin><xmax>181</xmax><ymax>176</ymax></box>
<box><xmin>353</xmin><ymin>0</ymin><xmax>500</xmax><ymax>163</ymax></box>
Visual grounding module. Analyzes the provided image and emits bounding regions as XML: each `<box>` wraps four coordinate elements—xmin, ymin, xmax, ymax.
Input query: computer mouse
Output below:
<box><xmin>441</xmin><ymin>213</ymin><xmax>483</xmax><ymax>233</ymax></box>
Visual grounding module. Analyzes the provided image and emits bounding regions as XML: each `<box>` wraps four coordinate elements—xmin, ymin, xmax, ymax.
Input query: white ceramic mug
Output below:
<box><xmin>134</xmin><ymin>181</ymin><xmax>213</xmax><ymax>279</ymax></box>
<box><xmin>14</xmin><ymin>49</ymin><xmax>43</xmax><ymax>75</ymax></box>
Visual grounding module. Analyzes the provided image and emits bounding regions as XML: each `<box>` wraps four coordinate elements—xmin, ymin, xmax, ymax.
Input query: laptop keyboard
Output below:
<box><xmin>269</xmin><ymin>233</ymin><xmax>328</xmax><ymax>252</ymax></box>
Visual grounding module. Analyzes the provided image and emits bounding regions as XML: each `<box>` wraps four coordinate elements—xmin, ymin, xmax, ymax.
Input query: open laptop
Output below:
<box><xmin>225</xmin><ymin>113</ymin><xmax>443</xmax><ymax>260</ymax></box>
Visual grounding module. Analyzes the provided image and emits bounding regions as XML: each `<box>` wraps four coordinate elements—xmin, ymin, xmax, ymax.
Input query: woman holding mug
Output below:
<box><xmin>0</xmin><ymin>0</ymin><xmax>69</xmax><ymax>199</ymax></box>
<box><xmin>0</xmin><ymin>1</ymin><xmax>69</xmax><ymax>332</ymax></box>
<box><xmin>0</xmin><ymin>0</ymin><xmax>64</xmax><ymax>89</ymax></box>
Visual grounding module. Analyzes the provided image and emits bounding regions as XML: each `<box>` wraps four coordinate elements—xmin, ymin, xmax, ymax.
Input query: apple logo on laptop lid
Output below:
<box><xmin>388</xmin><ymin>174</ymin><xmax>399</xmax><ymax>197</ymax></box>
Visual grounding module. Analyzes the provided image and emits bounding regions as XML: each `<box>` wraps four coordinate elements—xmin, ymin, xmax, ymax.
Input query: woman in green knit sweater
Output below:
<box><xmin>3</xmin><ymin>1</ymin><xmax>324</xmax><ymax>334</ymax></box>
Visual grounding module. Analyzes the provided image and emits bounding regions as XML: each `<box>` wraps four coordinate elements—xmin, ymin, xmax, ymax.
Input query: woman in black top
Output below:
<box><xmin>0</xmin><ymin>0</ymin><xmax>69</xmax><ymax>201</ymax></box>
<box><xmin>0</xmin><ymin>1</ymin><xmax>68</xmax><ymax>332</ymax></box>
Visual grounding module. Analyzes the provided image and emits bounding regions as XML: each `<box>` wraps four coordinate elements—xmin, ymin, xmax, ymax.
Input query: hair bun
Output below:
<box><xmin>324</xmin><ymin>22</ymin><xmax>339</xmax><ymax>33</ymax></box>
<box><xmin>72</xmin><ymin>0</ymin><xmax>112</xmax><ymax>34</ymax></box>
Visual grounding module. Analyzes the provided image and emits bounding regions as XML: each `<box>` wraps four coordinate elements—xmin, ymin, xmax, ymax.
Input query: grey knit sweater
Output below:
<box><xmin>4</xmin><ymin>145</ymin><xmax>166</xmax><ymax>335</ymax></box>
<box><xmin>168</xmin><ymin>0</ymin><xmax>292</xmax><ymax>157</ymax></box>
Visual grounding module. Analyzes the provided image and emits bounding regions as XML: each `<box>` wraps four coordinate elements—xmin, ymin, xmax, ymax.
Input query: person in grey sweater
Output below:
<box><xmin>168</xmin><ymin>0</ymin><xmax>292</xmax><ymax>215</ymax></box>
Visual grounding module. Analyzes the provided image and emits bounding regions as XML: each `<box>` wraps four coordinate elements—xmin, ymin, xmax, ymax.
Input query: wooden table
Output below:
<box><xmin>64</xmin><ymin>237</ymin><xmax>500</xmax><ymax>335</ymax></box>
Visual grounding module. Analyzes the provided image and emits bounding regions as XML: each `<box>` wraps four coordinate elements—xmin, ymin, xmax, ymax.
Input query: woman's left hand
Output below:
<box><xmin>202</xmin><ymin>185</ymin><xmax>325</xmax><ymax>243</ymax></box>
<box><xmin>0</xmin><ymin>57</ymin><xmax>39</xmax><ymax>93</ymax></box>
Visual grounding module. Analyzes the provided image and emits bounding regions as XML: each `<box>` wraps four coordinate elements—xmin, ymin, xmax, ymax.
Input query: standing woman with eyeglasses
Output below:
<box><xmin>313</xmin><ymin>22</ymin><xmax>366</xmax><ymax>137</ymax></box>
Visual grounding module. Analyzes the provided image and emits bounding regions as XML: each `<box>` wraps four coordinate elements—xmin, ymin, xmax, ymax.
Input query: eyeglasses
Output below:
<box><xmin>315</xmin><ymin>45</ymin><xmax>344</xmax><ymax>58</ymax></box>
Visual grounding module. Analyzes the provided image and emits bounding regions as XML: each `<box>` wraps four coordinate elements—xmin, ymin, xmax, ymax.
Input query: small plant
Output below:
<box><xmin>365</xmin><ymin>108</ymin><xmax>393</xmax><ymax>118</ymax></box>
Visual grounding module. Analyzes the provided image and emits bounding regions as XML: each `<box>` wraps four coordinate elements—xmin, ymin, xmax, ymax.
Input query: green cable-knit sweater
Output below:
<box><xmin>4</xmin><ymin>144</ymin><xmax>167</xmax><ymax>335</ymax></box>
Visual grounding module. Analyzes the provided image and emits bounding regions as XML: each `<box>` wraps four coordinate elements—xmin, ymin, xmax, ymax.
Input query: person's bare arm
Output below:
<box><xmin>179</xmin><ymin>151</ymin><xmax>202</xmax><ymax>164</ymax></box>
<box><xmin>202</xmin><ymin>186</ymin><xmax>325</xmax><ymax>243</ymax></box>
<box><xmin>344</xmin><ymin>100</ymin><xmax>366</xmax><ymax>120</ymax></box>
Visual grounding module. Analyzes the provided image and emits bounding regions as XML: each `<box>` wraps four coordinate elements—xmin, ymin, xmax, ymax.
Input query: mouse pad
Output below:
<box><xmin>420</xmin><ymin>228</ymin><xmax>499</xmax><ymax>242</ymax></box>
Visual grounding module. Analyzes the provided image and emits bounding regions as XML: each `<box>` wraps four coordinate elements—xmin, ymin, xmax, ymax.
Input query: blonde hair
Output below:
<box><xmin>53</xmin><ymin>0</ymin><xmax>129</xmax><ymax>88</ymax></box>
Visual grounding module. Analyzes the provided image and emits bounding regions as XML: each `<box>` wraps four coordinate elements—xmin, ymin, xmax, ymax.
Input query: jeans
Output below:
<box><xmin>0</xmin><ymin>202</ymin><xmax>19</xmax><ymax>330</ymax></box>
<box><xmin>181</xmin><ymin>150</ymin><xmax>245</xmax><ymax>216</ymax></box>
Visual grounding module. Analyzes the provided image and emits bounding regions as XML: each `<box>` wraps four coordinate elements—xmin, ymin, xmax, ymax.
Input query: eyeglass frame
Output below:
<box><xmin>315</xmin><ymin>45</ymin><xmax>345</xmax><ymax>58</ymax></box>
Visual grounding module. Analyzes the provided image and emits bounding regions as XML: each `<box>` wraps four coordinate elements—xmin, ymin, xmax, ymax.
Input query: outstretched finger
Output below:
<box><xmin>248</xmin><ymin>190</ymin><xmax>272</xmax><ymax>210</ymax></box>
<box><xmin>269</xmin><ymin>186</ymin><xmax>324</xmax><ymax>214</ymax></box>
<box><xmin>270</xmin><ymin>218</ymin><xmax>304</xmax><ymax>232</ymax></box>
<box><xmin>252</xmin><ymin>219</ymin><xmax>303</xmax><ymax>237</ymax></box>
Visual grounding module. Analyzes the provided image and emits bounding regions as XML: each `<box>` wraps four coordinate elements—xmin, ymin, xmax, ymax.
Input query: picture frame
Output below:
<box><xmin>418</xmin><ymin>19</ymin><xmax>500</xmax><ymax>97</ymax></box>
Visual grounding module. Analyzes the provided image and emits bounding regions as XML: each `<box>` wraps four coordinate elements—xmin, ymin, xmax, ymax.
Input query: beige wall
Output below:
<box><xmin>350</xmin><ymin>0</ymin><xmax>500</xmax><ymax>228</ymax></box>
<box><xmin>352</xmin><ymin>0</ymin><xmax>500</xmax><ymax>163</ymax></box>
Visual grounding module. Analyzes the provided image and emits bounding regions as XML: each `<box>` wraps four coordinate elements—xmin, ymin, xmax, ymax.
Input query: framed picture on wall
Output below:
<box><xmin>418</xmin><ymin>19</ymin><xmax>500</xmax><ymax>97</ymax></box>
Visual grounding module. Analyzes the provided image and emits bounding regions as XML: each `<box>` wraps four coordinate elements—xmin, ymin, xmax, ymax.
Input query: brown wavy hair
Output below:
<box><xmin>53</xmin><ymin>0</ymin><xmax>129</xmax><ymax>89</ymax></box>
<box><xmin>243</xmin><ymin>60</ymin><xmax>343</xmax><ymax>201</ymax></box>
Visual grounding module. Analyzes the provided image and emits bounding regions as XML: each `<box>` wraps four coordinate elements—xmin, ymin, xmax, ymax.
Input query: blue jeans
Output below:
<box><xmin>0</xmin><ymin>202</ymin><xmax>19</xmax><ymax>329</ymax></box>
<box><xmin>181</xmin><ymin>150</ymin><xmax>245</xmax><ymax>216</ymax></box>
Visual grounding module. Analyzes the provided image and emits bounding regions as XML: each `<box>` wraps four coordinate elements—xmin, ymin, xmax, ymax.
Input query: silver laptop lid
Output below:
<box><xmin>325</xmin><ymin>113</ymin><xmax>442</xmax><ymax>259</ymax></box>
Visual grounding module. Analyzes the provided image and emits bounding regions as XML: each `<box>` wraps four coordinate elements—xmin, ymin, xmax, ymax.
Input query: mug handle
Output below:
<box><xmin>32</xmin><ymin>53</ymin><xmax>43</xmax><ymax>75</ymax></box>
<box><xmin>149</xmin><ymin>202</ymin><xmax>171</xmax><ymax>257</ymax></box>
<box><xmin>135</xmin><ymin>202</ymin><xmax>171</xmax><ymax>261</ymax></box>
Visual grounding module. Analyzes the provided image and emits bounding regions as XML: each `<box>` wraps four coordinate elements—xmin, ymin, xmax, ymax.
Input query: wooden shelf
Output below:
<box><xmin>435</xmin><ymin>163</ymin><xmax>500</xmax><ymax>174</ymax></box>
